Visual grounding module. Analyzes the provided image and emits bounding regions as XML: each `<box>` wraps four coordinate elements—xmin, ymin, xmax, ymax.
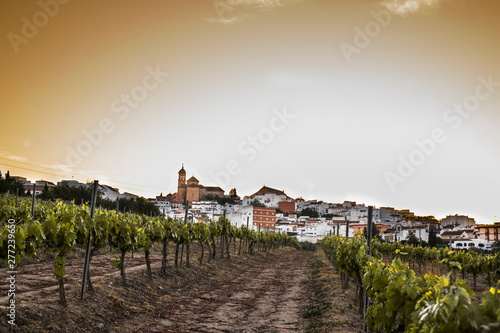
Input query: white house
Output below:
<box><xmin>191</xmin><ymin>201</ymin><xmax>221</xmax><ymax>216</ymax></box>
<box><xmin>227</xmin><ymin>205</ymin><xmax>266</xmax><ymax>231</ymax></box>
<box><xmin>451</xmin><ymin>238</ymin><xmax>493</xmax><ymax>251</ymax></box>
<box><xmin>99</xmin><ymin>184</ymin><xmax>121</xmax><ymax>201</ymax></box>
<box><xmin>297</xmin><ymin>220</ymin><xmax>334</xmax><ymax>237</ymax></box>
<box><xmin>242</xmin><ymin>186</ymin><xmax>290</xmax><ymax>208</ymax></box>
<box><xmin>276</xmin><ymin>220</ymin><xmax>298</xmax><ymax>234</ymax></box>
<box><xmin>383</xmin><ymin>225</ymin><xmax>430</xmax><ymax>243</ymax></box>
<box><xmin>120</xmin><ymin>192</ymin><xmax>139</xmax><ymax>199</ymax></box>
<box><xmin>304</xmin><ymin>201</ymin><xmax>330</xmax><ymax>215</ymax></box>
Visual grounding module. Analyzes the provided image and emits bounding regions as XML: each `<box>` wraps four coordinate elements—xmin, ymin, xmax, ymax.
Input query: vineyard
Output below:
<box><xmin>0</xmin><ymin>194</ymin><xmax>300</xmax><ymax>303</ymax></box>
<box><xmin>0</xmin><ymin>193</ymin><xmax>316</xmax><ymax>332</ymax></box>
<box><xmin>2</xmin><ymin>193</ymin><xmax>500</xmax><ymax>332</ymax></box>
<box><xmin>321</xmin><ymin>235</ymin><xmax>500</xmax><ymax>332</ymax></box>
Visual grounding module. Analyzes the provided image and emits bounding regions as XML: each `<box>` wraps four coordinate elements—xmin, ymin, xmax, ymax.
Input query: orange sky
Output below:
<box><xmin>1</xmin><ymin>0</ymin><xmax>499</xmax><ymax>222</ymax></box>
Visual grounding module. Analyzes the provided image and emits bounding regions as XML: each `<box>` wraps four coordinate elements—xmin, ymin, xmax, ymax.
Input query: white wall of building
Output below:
<box><xmin>242</xmin><ymin>193</ymin><xmax>286</xmax><ymax>208</ymax></box>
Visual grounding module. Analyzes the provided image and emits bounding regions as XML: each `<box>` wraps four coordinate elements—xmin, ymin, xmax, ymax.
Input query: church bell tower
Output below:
<box><xmin>178</xmin><ymin>163</ymin><xmax>186</xmax><ymax>188</ymax></box>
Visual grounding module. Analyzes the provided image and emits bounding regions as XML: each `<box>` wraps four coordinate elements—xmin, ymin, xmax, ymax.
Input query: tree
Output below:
<box><xmin>38</xmin><ymin>182</ymin><xmax>97</xmax><ymax>203</ymax></box>
<box><xmin>362</xmin><ymin>222</ymin><xmax>381</xmax><ymax>241</ymax></box>
<box><xmin>428</xmin><ymin>229</ymin><xmax>437</xmax><ymax>247</ymax></box>
<box><xmin>229</xmin><ymin>188</ymin><xmax>237</xmax><ymax>197</ymax></box>
<box><xmin>406</xmin><ymin>232</ymin><xmax>419</xmax><ymax>246</ymax></box>
<box><xmin>99</xmin><ymin>197</ymin><xmax>160</xmax><ymax>216</ymax></box>
<box><xmin>0</xmin><ymin>170</ymin><xmax>26</xmax><ymax>196</ymax></box>
<box><xmin>38</xmin><ymin>183</ymin><xmax>51</xmax><ymax>200</ymax></box>
<box><xmin>249</xmin><ymin>199</ymin><xmax>265</xmax><ymax>208</ymax></box>
<box><xmin>416</xmin><ymin>215</ymin><xmax>438</xmax><ymax>223</ymax></box>
<box><xmin>200</xmin><ymin>193</ymin><xmax>231</xmax><ymax>205</ymax></box>
<box><xmin>299</xmin><ymin>207</ymin><xmax>319</xmax><ymax>218</ymax></box>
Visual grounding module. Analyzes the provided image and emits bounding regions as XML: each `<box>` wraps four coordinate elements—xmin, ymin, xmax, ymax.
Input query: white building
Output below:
<box><xmin>224</xmin><ymin>203</ymin><xmax>241</xmax><ymax>213</ymax></box>
<box><xmin>150</xmin><ymin>198</ymin><xmax>172</xmax><ymax>216</ymax></box>
<box><xmin>242</xmin><ymin>185</ymin><xmax>291</xmax><ymax>208</ymax></box>
<box><xmin>383</xmin><ymin>225</ymin><xmax>430</xmax><ymax>243</ymax></box>
<box><xmin>451</xmin><ymin>238</ymin><xmax>493</xmax><ymax>251</ymax></box>
<box><xmin>304</xmin><ymin>201</ymin><xmax>330</xmax><ymax>215</ymax></box>
<box><xmin>120</xmin><ymin>192</ymin><xmax>139</xmax><ymax>200</ymax></box>
<box><xmin>440</xmin><ymin>215</ymin><xmax>476</xmax><ymax>228</ymax></box>
<box><xmin>296</xmin><ymin>220</ymin><xmax>334</xmax><ymax>238</ymax></box>
<box><xmin>99</xmin><ymin>184</ymin><xmax>121</xmax><ymax>201</ymax></box>
<box><xmin>191</xmin><ymin>201</ymin><xmax>221</xmax><ymax>215</ymax></box>
<box><xmin>327</xmin><ymin>203</ymin><xmax>345</xmax><ymax>216</ymax></box>
<box><xmin>276</xmin><ymin>220</ymin><xmax>298</xmax><ymax>234</ymax></box>
<box><xmin>295</xmin><ymin>221</ymin><xmax>336</xmax><ymax>243</ymax></box>
<box><xmin>227</xmin><ymin>206</ymin><xmax>253</xmax><ymax>230</ymax></box>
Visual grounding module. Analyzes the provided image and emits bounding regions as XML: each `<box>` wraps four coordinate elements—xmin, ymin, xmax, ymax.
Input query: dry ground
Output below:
<box><xmin>0</xmin><ymin>246</ymin><xmax>366</xmax><ymax>332</ymax></box>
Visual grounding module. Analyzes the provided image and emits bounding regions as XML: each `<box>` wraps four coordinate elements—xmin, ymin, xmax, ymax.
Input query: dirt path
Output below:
<box><xmin>1</xmin><ymin>248</ymin><xmax>316</xmax><ymax>332</ymax></box>
<box><xmin>135</xmin><ymin>250</ymin><xmax>312</xmax><ymax>332</ymax></box>
<box><xmin>0</xmin><ymin>249</ymin><xmax>165</xmax><ymax>305</ymax></box>
<box><xmin>1</xmin><ymin>243</ymin><xmax>222</xmax><ymax>307</ymax></box>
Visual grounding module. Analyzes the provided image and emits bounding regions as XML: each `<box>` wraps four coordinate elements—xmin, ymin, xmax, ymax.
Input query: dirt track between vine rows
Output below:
<box><xmin>0</xmin><ymin>248</ymin><xmax>165</xmax><ymax>305</ymax></box>
<box><xmin>134</xmin><ymin>249</ymin><xmax>311</xmax><ymax>332</ymax></box>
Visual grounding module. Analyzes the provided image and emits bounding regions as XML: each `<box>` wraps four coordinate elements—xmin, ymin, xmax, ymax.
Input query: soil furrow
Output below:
<box><xmin>142</xmin><ymin>250</ymin><xmax>311</xmax><ymax>332</ymax></box>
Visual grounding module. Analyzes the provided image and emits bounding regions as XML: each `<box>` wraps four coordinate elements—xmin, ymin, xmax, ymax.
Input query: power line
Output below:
<box><xmin>0</xmin><ymin>159</ymin><xmax>163</xmax><ymax>196</ymax></box>
<box><xmin>0</xmin><ymin>161</ymin><xmax>67</xmax><ymax>179</ymax></box>
<box><xmin>0</xmin><ymin>157</ymin><xmax>162</xmax><ymax>191</ymax></box>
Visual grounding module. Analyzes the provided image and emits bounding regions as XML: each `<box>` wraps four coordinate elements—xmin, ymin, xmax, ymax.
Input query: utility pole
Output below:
<box><xmin>345</xmin><ymin>215</ymin><xmax>349</xmax><ymax>238</ymax></box>
<box><xmin>246</xmin><ymin>216</ymin><xmax>249</xmax><ymax>253</ymax></box>
<box><xmin>31</xmin><ymin>184</ymin><xmax>36</xmax><ymax>218</ymax></box>
<box><xmin>364</xmin><ymin>206</ymin><xmax>373</xmax><ymax>319</ymax></box>
<box><xmin>80</xmin><ymin>180</ymin><xmax>99</xmax><ymax>299</ymax></box>
<box><xmin>222</xmin><ymin>208</ymin><xmax>226</xmax><ymax>258</ymax></box>
<box><xmin>180</xmin><ymin>200</ymin><xmax>189</xmax><ymax>267</ymax></box>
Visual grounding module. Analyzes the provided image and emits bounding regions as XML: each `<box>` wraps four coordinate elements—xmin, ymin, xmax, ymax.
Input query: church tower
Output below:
<box><xmin>178</xmin><ymin>164</ymin><xmax>186</xmax><ymax>188</ymax></box>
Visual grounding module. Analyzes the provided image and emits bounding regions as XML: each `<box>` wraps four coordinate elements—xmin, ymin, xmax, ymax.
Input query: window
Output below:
<box><xmin>469</xmin><ymin>243</ymin><xmax>475</xmax><ymax>247</ymax></box>
<box><xmin>479</xmin><ymin>244</ymin><xmax>485</xmax><ymax>248</ymax></box>
<box><xmin>456</xmin><ymin>243</ymin><xmax>463</xmax><ymax>247</ymax></box>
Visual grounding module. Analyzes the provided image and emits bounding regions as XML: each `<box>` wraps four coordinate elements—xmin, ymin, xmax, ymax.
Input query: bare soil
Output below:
<box><xmin>139</xmin><ymin>249</ymin><xmax>310</xmax><ymax>332</ymax></box>
<box><xmin>0</xmin><ymin>246</ymin><xmax>366</xmax><ymax>332</ymax></box>
<box><xmin>303</xmin><ymin>251</ymin><xmax>364</xmax><ymax>333</ymax></box>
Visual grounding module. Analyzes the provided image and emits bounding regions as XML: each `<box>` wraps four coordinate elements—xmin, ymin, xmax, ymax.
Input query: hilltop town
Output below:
<box><xmin>5</xmin><ymin>165</ymin><xmax>499</xmax><ymax>250</ymax></box>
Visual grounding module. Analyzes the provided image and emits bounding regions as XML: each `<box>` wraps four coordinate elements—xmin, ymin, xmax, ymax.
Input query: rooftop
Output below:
<box><xmin>250</xmin><ymin>185</ymin><xmax>292</xmax><ymax>199</ymax></box>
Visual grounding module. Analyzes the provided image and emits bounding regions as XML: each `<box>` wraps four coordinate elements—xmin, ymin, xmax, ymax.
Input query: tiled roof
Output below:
<box><xmin>251</xmin><ymin>186</ymin><xmax>291</xmax><ymax>199</ymax></box>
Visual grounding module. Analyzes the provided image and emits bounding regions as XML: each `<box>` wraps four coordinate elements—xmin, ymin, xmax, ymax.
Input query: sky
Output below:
<box><xmin>1</xmin><ymin>0</ymin><xmax>499</xmax><ymax>223</ymax></box>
